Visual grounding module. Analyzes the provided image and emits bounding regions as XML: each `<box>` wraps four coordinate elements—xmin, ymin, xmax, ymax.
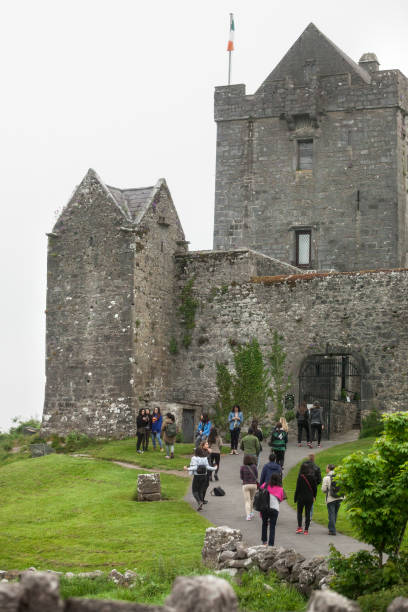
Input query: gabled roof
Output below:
<box><xmin>257</xmin><ymin>23</ymin><xmax>371</xmax><ymax>92</ymax></box>
<box><xmin>107</xmin><ymin>185</ymin><xmax>155</xmax><ymax>222</ymax></box>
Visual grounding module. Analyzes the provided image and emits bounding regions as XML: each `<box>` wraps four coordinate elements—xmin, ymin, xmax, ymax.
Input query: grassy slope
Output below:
<box><xmin>84</xmin><ymin>440</ymin><xmax>229</xmax><ymax>471</ymax></box>
<box><xmin>0</xmin><ymin>454</ymin><xmax>210</xmax><ymax>572</ymax></box>
<box><xmin>283</xmin><ymin>438</ymin><xmax>375</xmax><ymax>537</ymax></box>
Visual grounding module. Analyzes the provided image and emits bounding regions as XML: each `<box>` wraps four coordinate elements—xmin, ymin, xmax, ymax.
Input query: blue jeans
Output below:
<box><xmin>327</xmin><ymin>499</ymin><xmax>341</xmax><ymax>534</ymax></box>
<box><xmin>151</xmin><ymin>431</ymin><xmax>162</xmax><ymax>449</ymax></box>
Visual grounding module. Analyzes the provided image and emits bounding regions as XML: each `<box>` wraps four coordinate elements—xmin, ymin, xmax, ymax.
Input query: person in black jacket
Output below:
<box><xmin>143</xmin><ymin>408</ymin><xmax>152</xmax><ymax>451</ymax></box>
<box><xmin>296</xmin><ymin>402</ymin><xmax>312</xmax><ymax>448</ymax></box>
<box><xmin>136</xmin><ymin>408</ymin><xmax>148</xmax><ymax>454</ymax></box>
<box><xmin>301</xmin><ymin>454</ymin><xmax>322</xmax><ymax>519</ymax></box>
<box><xmin>309</xmin><ymin>401</ymin><xmax>324</xmax><ymax>447</ymax></box>
<box><xmin>294</xmin><ymin>461</ymin><xmax>317</xmax><ymax>535</ymax></box>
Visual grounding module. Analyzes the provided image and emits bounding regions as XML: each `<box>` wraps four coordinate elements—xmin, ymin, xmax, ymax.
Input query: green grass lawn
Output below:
<box><xmin>80</xmin><ymin>439</ymin><xmax>229</xmax><ymax>472</ymax></box>
<box><xmin>0</xmin><ymin>454</ymin><xmax>210</xmax><ymax>572</ymax></box>
<box><xmin>283</xmin><ymin>437</ymin><xmax>375</xmax><ymax>538</ymax></box>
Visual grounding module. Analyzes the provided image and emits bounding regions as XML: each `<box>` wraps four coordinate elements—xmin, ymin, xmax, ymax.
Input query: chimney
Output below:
<box><xmin>358</xmin><ymin>53</ymin><xmax>380</xmax><ymax>73</ymax></box>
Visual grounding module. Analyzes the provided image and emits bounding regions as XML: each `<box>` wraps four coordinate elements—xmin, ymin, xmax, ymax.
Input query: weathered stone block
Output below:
<box><xmin>137</xmin><ymin>474</ymin><xmax>161</xmax><ymax>502</ymax></box>
<box><xmin>307</xmin><ymin>589</ymin><xmax>361</xmax><ymax>611</ymax></box>
<box><xmin>0</xmin><ymin>583</ymin><xmax>23</xmax><ymax>612</ymax></box>
<box><xmin>165</xmin><ymin>575</ymin><xmax>238</xmax><ymax>612</ymax></box>
<box><xmin>202</xmin><ymin>527</ymin><xmax>242</xmax><ymax>568</ymax></box>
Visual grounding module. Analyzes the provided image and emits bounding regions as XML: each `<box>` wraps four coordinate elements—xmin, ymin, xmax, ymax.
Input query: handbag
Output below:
<box><xmin>210</xmin><ymin>487</ymin><xmax>226</xmax><ymax>496</ymax></box>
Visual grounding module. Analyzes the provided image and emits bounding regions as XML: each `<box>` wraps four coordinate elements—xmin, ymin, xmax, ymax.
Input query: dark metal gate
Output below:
<box><xmin>299</xmin><ymin>354</ymin><xmax>361</xmax><ymax>439</ymax></box>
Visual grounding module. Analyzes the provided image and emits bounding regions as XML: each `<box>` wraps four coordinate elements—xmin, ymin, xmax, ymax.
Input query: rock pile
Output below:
<box><xmin>137</xmin><ymin>473</ymin><xmax>161</xmax><ymax>501</ymax></box>
<box><xmin>202</xmin><ymin>526</ymin><xmax>333</xmax><ymax>596</ymax></box>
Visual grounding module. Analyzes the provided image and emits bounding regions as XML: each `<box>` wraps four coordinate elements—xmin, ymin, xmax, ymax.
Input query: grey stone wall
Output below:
<box><xmin>170</xmin><ymin>266</ymin><xmax>408</xmax><ymax>414</ymax></box>
<box><xmin>213</xmin><ymin>28</ymin><xmax>408</xmax><ymax>272</ymax></box>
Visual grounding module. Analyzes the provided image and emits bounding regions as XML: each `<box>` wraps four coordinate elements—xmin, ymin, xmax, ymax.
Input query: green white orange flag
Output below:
<box><xmin>227</xmin><ymin>14</ymin><xmax>235</xmax><ymax>51</ymax></box>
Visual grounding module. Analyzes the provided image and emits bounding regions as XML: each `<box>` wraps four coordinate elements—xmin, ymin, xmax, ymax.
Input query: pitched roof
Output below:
<box><xmin>257</xmin><ymin>22</ymin><xmax>371</xmax><ymax>92</ymax></box>
<box><xmin>106</xmin><ymin>185</ymin><xmax>155</xmax><ymax>222</ymax></box>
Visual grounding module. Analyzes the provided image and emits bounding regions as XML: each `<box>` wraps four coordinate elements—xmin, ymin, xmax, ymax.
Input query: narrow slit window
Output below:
<box><xmin>296</xmin><ymin>230</ymin><xmax>311</xmax><ymax>266</ymax></box>
<box><xmin>297</xmin><ymin>140</ymin><xmax>313</xmax><ymax>170</ymax></box>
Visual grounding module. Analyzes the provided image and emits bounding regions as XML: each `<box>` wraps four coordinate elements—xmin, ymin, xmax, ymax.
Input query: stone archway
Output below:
<box><xmin>299</xmin><ymin>354</ymin><xmax>362</xmax><ymax>439</ymax></box>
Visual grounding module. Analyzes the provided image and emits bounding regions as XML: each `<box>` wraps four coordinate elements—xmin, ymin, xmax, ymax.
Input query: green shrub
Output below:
<box><xmin>64</xmin><ymin>431</ymin><xmax>92</xmax><ymax>452</ymax></box>
<box><xmin>232</xmin><ymin>568</ymin><xmax>306</xmax><ymax>611</ymax></box>
<box><xmin>329</xmin><ymin>546</ymin><xmax>408</xmax><ymax>600</ymax></box>
<box><xmin>359</xmin><ymin>410</ymin><xmax>384</xmax><ymax>439</ymax></box>
<box><xmin>358</xmin><ymin>584</ymin><xmax>408</xmax><ymax>612</ymax></box>
<box><xmin>175</xmin><ymin>432</ymin><xmax>184</xmax><ymax>443</ymax></box>
<box><xmin>285</xmin><ymin>409</ymin><xmax>295</xmax><ymax>422</ymax></box>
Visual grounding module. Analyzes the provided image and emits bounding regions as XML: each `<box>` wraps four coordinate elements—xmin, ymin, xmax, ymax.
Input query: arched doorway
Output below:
<box><xmin>299</xmin><ymin>354</ymin><xmax>361</xmax><ymax>439</ymax></box>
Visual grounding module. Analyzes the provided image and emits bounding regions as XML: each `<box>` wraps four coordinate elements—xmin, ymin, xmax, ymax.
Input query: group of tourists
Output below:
<box><xmin>296</xmin><ymin>400</ymin><xmax>324</xmax><ymax>448</ymax></box>
<box><xmin>136</xmin><ymin>407</ymin><xmax>177</xmax><ymax>459</ymax></box>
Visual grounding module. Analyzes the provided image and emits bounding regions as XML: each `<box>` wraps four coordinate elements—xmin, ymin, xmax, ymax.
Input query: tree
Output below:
<box><xmin>231</xmin><ymin>338</ymin><xmax>270</xmax><ymax>422</ymax></box>
<box><xmin>214</xmin><ymin>338</ymin><xmax>270</xmax><ymax>424</ymax></box>
<box><xmin>336</xmin><ymin>411</ymin><xmax>408</xmax><ymax>565</ymax></box>
<box><xmin>213</xmin><ymin>362</ymin><xmax>233</xmax><ymax>428</ymax></box>
<box><xmin>267</xmin><ymin>330</ymin><xmax>292</xmax><ymax>417</ymax></box>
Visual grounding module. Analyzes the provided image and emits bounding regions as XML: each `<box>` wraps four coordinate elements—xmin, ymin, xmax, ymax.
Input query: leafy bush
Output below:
<box><xmin>329</xmin><ymin>546</ymin><xmax>408</xmax><ymax>600</ymax></box>
<box><xmin>359</xmin><ymin>410</ymin><xmax>384</xmax><ymax>439</ymax></box>
<box><xmin>358</xmin><ymin>584</ymin><xmax>408</xmax><ymax>612</ymax></box>
<box><xmin>285</xmin><ymin>409</ymin><xmax>295</xmax><ymax>422</ymax></box>
<box><xmin>64</xmin><ymin>431</ymin><xmax>92</xmax><ymax>452</ymax></box>
<box><xmin>232</xmin><ymin>568</ymin><xmax>306</xmax><ymax>611</ymax></box>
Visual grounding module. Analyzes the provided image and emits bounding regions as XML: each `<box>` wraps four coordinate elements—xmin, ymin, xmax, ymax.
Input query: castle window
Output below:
<box><xmin>295</xmin><ymin>230</ymin><xmax>311</xmax><ymax>267</ymax></box>
<box><xmin>297</xmin><ymin>140</ymin><xmax>313</xmax><ymax>170</ymax></box>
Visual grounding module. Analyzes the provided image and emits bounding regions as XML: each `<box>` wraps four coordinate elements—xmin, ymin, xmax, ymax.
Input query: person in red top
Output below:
<box><xmin>259</xmin><ymin>472</ymin><xmax>284</xmax><ymax>546</ymax></box>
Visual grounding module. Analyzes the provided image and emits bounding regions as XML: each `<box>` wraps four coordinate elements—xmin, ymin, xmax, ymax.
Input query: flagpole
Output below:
<box><xmin>228</xmin><ymin>13</ymin><xmax>233</xmax><ymax>85</ymax></box>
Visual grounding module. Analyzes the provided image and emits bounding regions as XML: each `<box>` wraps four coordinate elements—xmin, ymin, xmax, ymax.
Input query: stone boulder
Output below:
<box><xmin>0</xmin><ymin>582</ymin><xmax>23</xmax><ymax>612</ymax></box>
<box><xmin>19</xmin><ymin>571</ymin><xmax>64</xmax><ymax>612</ymax></box>
<box><xmin>29</xmin><ymin>444</ymin><xmax>55</xmax><ymax>458</ymax></box>
<box><xmin>307</xmin><ymin>589</ymin><xmax>361</xmax><ymax>611</ymax></box>
<box><xmin>137</xmin><ymin>474</ymin><xmax>161</xmax><ymax>502</ymax></box>
<box><xmin>165</xmin><ymin>575</ymin><xmax>238</xmax><ymax>612</ymax></box>
<box><xmin>202</xmin><ymin>527</ymin><xmax>242</xmax><ymax>568</ymax></box>
<box><xmin>388</xmin><ymin>598</ymin><xmax>408</xmax><ymax>611</ymax></box>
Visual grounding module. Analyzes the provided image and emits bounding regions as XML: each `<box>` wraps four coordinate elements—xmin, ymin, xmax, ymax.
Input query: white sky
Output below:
<box><xmin>1</xmin><ymin>0</ymin><xmax>407</xmax><ymax>432</ymax></box>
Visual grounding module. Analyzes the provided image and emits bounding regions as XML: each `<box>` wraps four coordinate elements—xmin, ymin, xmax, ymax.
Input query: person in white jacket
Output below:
<box><xmin>184</xmin><ymin>447</ymin><xmax>216</xmax><ymax>511</ymax></box>
<box><xmin>321</xmin><ymin>464</ymin><xmax>344</xmax><ymax>535</ymax></box>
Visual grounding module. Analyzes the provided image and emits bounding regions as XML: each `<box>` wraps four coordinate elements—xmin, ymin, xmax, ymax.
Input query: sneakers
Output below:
<box><xmin>202</xmin><ymin>500</ymin><xmax>208</xmax><ymax>505</ymax></box>
<box><xmin>246</xmin><ymin>515</ymin><xmax>252</xmax><ymax>521</ymax></box>
<box><xmin>307</xmin><ymin>442</ymin><xmax>312</xmax><ymax>449</ymax></box>
<box><xmin>137</xmin><ymin>450</ymin><xmax>142</xmax><ymax>454</ymax></box>
<box><xmin>317</xmin><ymin>444</ymin><xmax>321</xmax><ymax>448</ymax></box>
<box><xmin>296</xmin><ymin>527</ymin><xmax>303</xmax><ymax>534</ymax></box>
<box><xmin>170</xmin><ymin>452</ymin><xmax>174</xmax><ymax>459</ymax></box>
<box><xmin>165</xmin><ymin>455</ymin><xmax>170</xmax><ymax>459</ymax></box>
<box><xmin>304</xmin><ymin>530</ymin><xmax>309</xmax><ymax>535</ymax></box>
<box><xmin>197</xmin><ymin>502</ymin><xmax>203</xmax><ymax>511</ymax></box>
<box><xmin>230</xmin><ymin>451</ymin><xmax>234</xmax><ymax>455</ymax></box>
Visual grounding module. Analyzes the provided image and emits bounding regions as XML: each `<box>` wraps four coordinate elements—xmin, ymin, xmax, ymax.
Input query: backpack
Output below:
<box><xmin>165</xmin><ymin>422</ymin><xmax>177</xmax><ymax>437</ymax></box>
<box><xmin>329</xmin><ymin>475</ymin><xmax>342</xmax><ymax>498</ymax></box>
<box><xmin>211</xmin><ymin>486</ymin><xmax>226</xmax><ymax>496</ymax></box>
<box><xmin>196</xmin><ymin>464</ymin><xmax>207</xmax><ymax>475</ymax></box>
<box><xmin>253</xmin><ymin>487</ymin><xmax>270</xmax><ymax>512</ymax></box>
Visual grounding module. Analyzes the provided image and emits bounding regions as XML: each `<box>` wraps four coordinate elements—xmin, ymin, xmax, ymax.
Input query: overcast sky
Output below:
<box><xmin>1</xmin><ymin>0</ymin><xmax>407</xmax><ymax>432</ymax></box>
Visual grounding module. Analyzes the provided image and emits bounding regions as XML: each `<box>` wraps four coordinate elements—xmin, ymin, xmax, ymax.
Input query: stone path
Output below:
<box><xmin>185</xmin><ymin>431</ymin><xmax>371</xmax><ymax>559</ymax></box>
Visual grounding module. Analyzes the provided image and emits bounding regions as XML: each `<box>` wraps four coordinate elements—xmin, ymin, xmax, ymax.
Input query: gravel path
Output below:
<box><xmin>185</xmin><ymin>430</ymin><xmax>371</xmax><ymax>559</ymax></box>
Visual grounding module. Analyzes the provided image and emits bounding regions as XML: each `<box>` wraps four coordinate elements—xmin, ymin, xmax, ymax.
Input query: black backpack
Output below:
<box><xmin>211</xmin><ymin>486</ymin><xmax>226</xmax><ymax>497</ymax></box>
<box><xmin>329</xmin><ymin>475</ymin><xmax>342</xmax><ymax>498</ymax></box>
<box><xmin>253</xmin><ymin>487</ymin><xmax>270</xmax><ymax>512</ymax></box>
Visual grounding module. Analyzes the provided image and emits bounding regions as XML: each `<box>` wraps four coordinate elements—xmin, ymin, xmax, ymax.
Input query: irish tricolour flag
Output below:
<box><xmin>227</xmin><ymin>15</ymin><xmax>235</xmax><ymax>51</ymax></box>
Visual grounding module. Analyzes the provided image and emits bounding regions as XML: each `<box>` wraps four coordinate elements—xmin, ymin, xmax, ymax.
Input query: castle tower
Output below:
<box><xmin>213</xmin><ymin>23</ymin><xmax>408</xmax><ymax>271</ymax></box>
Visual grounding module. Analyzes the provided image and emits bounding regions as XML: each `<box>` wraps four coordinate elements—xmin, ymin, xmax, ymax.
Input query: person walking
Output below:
<box><xmin>259</xmin><ymin>472</ymin><xmax>284</xmax><ymax>546</ymax></box>
<box><xmin>251</xmin><ymin>419</ymin><xmax>264</xmax><ymax>469</ymax></box>
<box><xmin>240</xmin><ymin>427</ymin><xmax>261</xmax><ymax>464</ymax></box>
<box><xmin>269</xmin><ymin>421</ymin><xmax>288</xmax><ymax>468</ymax></box>
<box><xmin>199</xmin><ymin>439</ymin><xmax>211</xmax><ymax>504</ymax></box>
<box><xmin>240</xmin><ymin>454</ymin><xmax>258</xmax><ymax>520</ymax></box>
<box><xmin>143</xmin><ymin>408</ymin><xmax>152</xmax><ymax>451</ymax></box>
<box><xmin>208</xmin><ymin>426</ymin><xmax>222</xmax><ymax>482</ymax></box>
<box><xmin>322</xmin><ymin>463</ymin><xmax>344</xmax><ymax>535</ymax></box>
<box><xmin>151</xmin><ymin>407</ymin><xmax>163</xmax><ymax>451</ymax></box>
<box><xmin>162</xmin><ymin>412</ymin><xmax>177</xmax><ymax>459</ymax></box>
<box><xmin>259</xmin><ymin>452</ymin><xmax>282</xmax><ymax>487</ymax></box>
<box><xmin>228</xmin><ymin>405</ymin><xmax>243</xmax><ymax>454</ymax></box>
<box><xmin>136</xmin><ymin>408</ymin><xmax>148</xmax><ymax>454</ymax></box>
<box><xmin>195</xmin><ymin>413</ymin><xmax>212</xmax><ymax>446</ymax></box>
<box><xmin>296</xmin><ymin>402</ymin><xmax>312</xmax><ymax>448</ymax></box>
<box><xmin>310</xmin><ymin>401</ymin><xmax>324</xmax><ymax>447</ymax></box>
<box><xmin>184</xmin><ymin>447</ymin><xmax>216</xmax><ymax>511</ymax></box>
<box><xmin>294</xmin><ymin>461</ymin><xmax>317</xmax><ymax>535</ymax></box>
<box><xmin>300</xmin><ymin>454</ymin><xmax>322</xmax><ymax>519</ymax></box>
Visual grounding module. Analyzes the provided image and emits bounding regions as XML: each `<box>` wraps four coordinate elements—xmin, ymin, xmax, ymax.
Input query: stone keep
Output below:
<box><xmin>43</xmin><ymin>26</ymin><xmax>408</xmax><ymax>438</ymax></box>
<box><xmin>213</xmin><ymin>23</ymin><xmax>408</xmax><ymax>272</ymax></box>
